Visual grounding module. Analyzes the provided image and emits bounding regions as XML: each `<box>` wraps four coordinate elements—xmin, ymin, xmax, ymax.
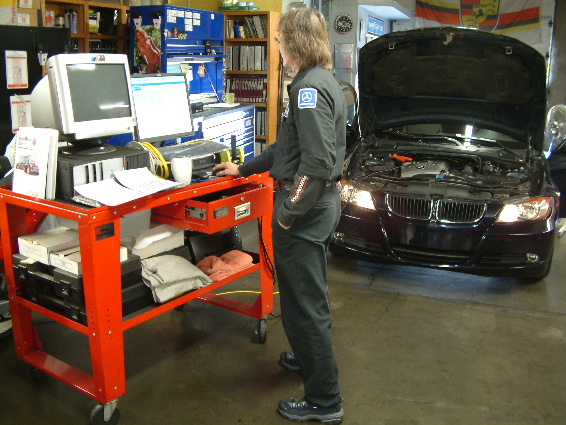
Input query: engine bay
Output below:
<box><xmin>353</xmin><ymin>147</ymin><xmax>537</xmax><ymax>199</ymax></box>
<box><xmin>362</xmin><ymin>152</ymin><xmax>527</xmax><ymax>181</ymax></box>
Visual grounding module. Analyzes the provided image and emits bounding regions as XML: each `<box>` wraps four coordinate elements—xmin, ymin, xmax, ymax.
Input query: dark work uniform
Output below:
<box><xmin>239</xmin><ymin>65</ymin><xmax>347</xmax><ymax>408</ymax></box>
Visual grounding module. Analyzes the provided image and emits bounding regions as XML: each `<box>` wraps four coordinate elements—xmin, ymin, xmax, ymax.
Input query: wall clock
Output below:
<box><xmin>335</xmin><ymin>13</ymin><xmax>354</xmax><ymax>34</ymax></box>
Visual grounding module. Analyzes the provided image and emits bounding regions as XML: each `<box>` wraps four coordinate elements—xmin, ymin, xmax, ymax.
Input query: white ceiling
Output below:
<box><xmin>359</xmin><ymin>2</ymin><xmax>413</xmax><ymax>20</ymax></box>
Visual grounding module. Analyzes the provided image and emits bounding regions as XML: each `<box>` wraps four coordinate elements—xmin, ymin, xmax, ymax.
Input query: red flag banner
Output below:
<box><xmin>415</xmin><ymin>0</ymin><xmax>541</xmax><ymax>45</ymax></box>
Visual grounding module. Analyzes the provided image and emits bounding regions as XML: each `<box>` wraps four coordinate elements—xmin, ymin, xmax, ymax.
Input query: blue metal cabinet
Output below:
<box><xmin>190</xmin><ymin>105</ymin><xmax>256</xmax><ymax>161</ymax></box>
<box><xmin>129</xmin><ymin>5</ymin><xmax>225</xmax><ymax>99</ymax></box>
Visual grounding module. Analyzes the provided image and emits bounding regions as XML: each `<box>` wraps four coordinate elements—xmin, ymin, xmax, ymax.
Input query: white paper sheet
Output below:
<box><xmin>113</xmin><ymin>167</ymin><xmax>179</xmax><ymax>194</ymax></box>
<box><xmin>74</xmin><ymin>179</ymin><xmax>147</xmax><ymax>206</ymax></box>
<box><xmin>74</xmin><ymin>168</ymin><xmax>180</xmax><ymax>206</ymax></box>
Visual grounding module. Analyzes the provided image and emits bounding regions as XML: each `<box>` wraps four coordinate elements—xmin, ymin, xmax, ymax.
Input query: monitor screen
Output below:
<box><xmin>31</xmin><ymin>53</ymin><xmax>137</xmax><ymax>154</ymax></box>
<box><xmin>67</xmin><ymin>64</ymin><xmax>132</xmax><ymax>122</ymax></box>
<box><xmin>131</xmin><ymin>73</ymin><xmax>194</xmax><ymax>144</ymax></box>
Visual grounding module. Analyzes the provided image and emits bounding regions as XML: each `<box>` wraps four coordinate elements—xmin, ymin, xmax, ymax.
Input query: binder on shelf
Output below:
<box><xmin>239</xmin><ymin>45</ymin><xmax>249</xmax><ymax>71</ymax></box>
<box><xmin>254</xmin><ymin>46</ymin><xmax>263</xmax><ymax>71</ymax></box>
<box><xmin>247</xmin><ymin>46</ymin><xmax>255</xmax><ymax>71</ymax></box>
<box><xmin>244</xmin><ymin>17</ymin><xmax>255</xmax><ymax>38</ymax></box>
<box><xmin>252</xmin><ymin>15</ymin><xmax>265</xmax><ymax>38</ymax></box>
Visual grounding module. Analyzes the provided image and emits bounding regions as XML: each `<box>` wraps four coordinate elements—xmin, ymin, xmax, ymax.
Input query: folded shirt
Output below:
<box><xmin>141</xmin><ymin>254</ymin><xmax>213</xmax><ymax>303</ymax></box>
<box><xmin>196</xmin><ymin>250</ymin><xmax>254</xmax><ymax>281</ymax></box>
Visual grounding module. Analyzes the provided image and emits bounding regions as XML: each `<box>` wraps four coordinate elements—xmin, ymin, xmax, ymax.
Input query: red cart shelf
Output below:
<box><xmin>0</xmin><ymin>173</ymin><xmax>274</xmax><ymax>423</ymax></box>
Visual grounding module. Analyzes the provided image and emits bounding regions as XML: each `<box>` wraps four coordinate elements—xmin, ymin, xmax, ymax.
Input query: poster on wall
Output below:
<box><xmin>5</xmin><ymin>51</ymin><xmax>28</xmax><ymax>90</ymax></box>
<box><xmin>10</xmin><ymin>95</ymin><xmax>32</xmax><ymax>132</ymax></box>
<box><xmin>133</xmin><ymin>26</ymin><xmax>163</xmax><ymax>73</ymax></box>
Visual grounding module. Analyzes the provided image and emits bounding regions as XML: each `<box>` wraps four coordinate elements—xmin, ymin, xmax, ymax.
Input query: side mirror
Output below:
<box><xmin>544</xmin><ymin>104</ymin><xmax>566</xmax><ymax>154</ymax></box>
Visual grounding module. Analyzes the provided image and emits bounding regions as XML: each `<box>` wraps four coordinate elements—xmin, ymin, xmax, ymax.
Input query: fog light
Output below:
<box><xmin>526</xmin><ymin>253</ymin><xmax>539</xmax><ymax>263</ymax></box>
<box><xmin>333</xmin><ymin>232</ymin><xmax>345</xmax><ymax>242</ymax></box>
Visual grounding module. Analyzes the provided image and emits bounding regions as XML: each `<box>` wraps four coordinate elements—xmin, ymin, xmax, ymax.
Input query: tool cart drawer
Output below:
<box><xmin>152</xmin><ymin>182</ymin><xmax>272</xmax><ymax>233</ymax></box>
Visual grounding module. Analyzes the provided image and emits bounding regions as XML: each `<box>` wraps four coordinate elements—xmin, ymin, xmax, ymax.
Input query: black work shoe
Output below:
<box><xmin>278</xmin><ymin>397</ymin><xmax>344</xmax><ymax>424</ymax></box>
<box><xmin>280</xmin><ymin>351</ymin><xmax>301</xmax><ymax>373</ymax></box>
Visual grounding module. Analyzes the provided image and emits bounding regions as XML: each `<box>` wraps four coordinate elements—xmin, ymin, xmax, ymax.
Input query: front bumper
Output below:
<box><xmin>330</xmin><ymin>206</ymin><xmax>556</xmax><ymax>279</ymax></box>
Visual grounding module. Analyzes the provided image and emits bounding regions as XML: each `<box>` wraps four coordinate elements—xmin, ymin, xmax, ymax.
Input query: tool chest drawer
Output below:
<box><xmin>152</xmin><ymin>182</ymin><xmax>272</xmax><ymax>233</ymax></box>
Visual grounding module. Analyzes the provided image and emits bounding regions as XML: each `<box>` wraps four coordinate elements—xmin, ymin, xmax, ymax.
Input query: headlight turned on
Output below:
<box><xmin>496</xmin><ymin>197</ymin><xmax>554</xmax><ymax>223</ymax></box>
<box><xmin>340</xmin><ymin>181</ymin><xmax>375</xmax><ymax>210</ymax></box>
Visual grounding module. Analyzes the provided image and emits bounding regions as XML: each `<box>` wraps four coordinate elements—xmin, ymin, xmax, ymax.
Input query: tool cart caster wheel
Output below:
<box><xmin>90</xmin><ymin>404</ymin><xmax>120</xmax><ymax>425</ymax></box>
<box><xmin>257</xmin><ymin>317</ymin><xmax>267</xmax><ymax>343</ymax></box>
<box><xmin>26</xmin><ymin>365</ymin><xmax>44</xmax><ymax>380</ymax></box>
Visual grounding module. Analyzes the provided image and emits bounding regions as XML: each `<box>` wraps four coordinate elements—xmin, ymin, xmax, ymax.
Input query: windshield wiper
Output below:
<box><xmin>377</xmin><ymin>131</ymin><xmax>463</xmax><ymax>146</ymax></box>
<box><xmin>453</xmin><ymin>134</ymin><xmax>524</xmax><ymax>161</ymax></box>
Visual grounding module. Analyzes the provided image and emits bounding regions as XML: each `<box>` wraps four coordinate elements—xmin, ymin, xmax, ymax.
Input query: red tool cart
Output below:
<box><xmin>0</xmin><ymin>174</ymin><xmax>274</xmax><ymax>425</ymax></box>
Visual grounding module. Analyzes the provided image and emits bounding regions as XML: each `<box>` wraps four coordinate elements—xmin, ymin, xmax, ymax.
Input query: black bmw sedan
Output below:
<box><xmin>330</xmin><ymin>27</ymin><xmax>562</xmax><ymax>280</ymax></box>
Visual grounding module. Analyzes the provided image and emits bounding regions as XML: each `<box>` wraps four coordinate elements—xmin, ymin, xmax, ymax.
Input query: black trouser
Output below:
<box><xmin>272</xmin><ymin>184</ymin><xmax>341</xmax><ymax>408</ymax></box>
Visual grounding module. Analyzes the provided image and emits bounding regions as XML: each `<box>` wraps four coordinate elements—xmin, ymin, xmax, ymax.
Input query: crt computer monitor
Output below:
<box><xmin>130</xmin><ymin>73</ymin><xmax>194</xmax><ymax>145</ymax></box>
<box><xmin>31</xmin><ymin>53</ymin><xmax>137</xmax><ymax>155</ymax></box>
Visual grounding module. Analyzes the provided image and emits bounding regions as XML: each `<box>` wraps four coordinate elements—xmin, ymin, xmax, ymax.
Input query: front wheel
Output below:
<box><xmin>257</xmin><ymin>317</ymin><xmax>267</xmax><ymax>343</ymax></box>
<box><xmin>90</xmin><ymin>404</ymin><xmax>120</xmax><ymax>425</ymax></box>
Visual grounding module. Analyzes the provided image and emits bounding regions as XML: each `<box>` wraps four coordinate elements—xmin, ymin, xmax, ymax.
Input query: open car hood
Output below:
<box><xmin>357</xmin><ymin>27</ymin><xmax>547</xmax><ymax>150</ymax></box>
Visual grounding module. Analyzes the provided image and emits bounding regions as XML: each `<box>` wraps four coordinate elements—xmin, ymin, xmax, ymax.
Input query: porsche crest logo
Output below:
<box><xmin>461</xmin><ymin>0</ymin><xmax>500</xmax><ymax>29</ymax></box>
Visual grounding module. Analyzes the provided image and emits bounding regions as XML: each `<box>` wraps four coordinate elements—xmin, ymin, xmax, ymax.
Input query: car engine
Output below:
<box><xmin>357</xmin><ymin>150</ymin><xmax>534</xmax><ymax>199</ymax></box>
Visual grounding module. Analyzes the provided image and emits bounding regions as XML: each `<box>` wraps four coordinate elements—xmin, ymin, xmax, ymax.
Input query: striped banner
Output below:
<box><xmin>415</xmin><ymin>0</ymin><xmax>541</xmax><ymax>45</ymax></box>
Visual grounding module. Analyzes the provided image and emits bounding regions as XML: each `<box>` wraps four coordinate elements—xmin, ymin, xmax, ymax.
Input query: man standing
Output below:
<box><xmin>213</xmin><ymin>7</ymin><xmax>347</xmax><ymax>424</ymax></box>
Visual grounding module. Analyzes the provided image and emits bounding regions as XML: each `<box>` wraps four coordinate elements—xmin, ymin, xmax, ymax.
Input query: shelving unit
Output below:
<box><xmin>224</xmin><ymin>11</ymin><xmax>281</xmax><ymax>148</ymax></box>
<box><xmin>42</xmin><ymin>0</ymin><xmax>129</xmax><ymax>53</ymax></box>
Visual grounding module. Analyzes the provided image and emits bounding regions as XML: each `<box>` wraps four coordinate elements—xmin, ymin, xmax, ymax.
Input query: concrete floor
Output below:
<box><xmin>0</xmin><ymin>220</ymin><xmax>564</xmax><ymax>425</ymax></box>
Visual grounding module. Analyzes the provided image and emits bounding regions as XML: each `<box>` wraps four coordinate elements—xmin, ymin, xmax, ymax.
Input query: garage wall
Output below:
<box><xmin>548</xmin><ymin>1</ymin><xmax>565</xmax><ymax>108</ymax></box>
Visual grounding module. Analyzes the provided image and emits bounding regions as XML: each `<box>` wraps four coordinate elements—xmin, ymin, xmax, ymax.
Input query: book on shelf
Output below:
<box><xmin>244</xmin><ymin>17</ymin><xmax>255</xmax><ymax>38</ymax></box>
<box><xmin>226</xmin><ymin>15</ymin><xmax>267</xmax><ymax>39</ymax></box>
<box><xmin>247</xmin><ymin>45</ymin><xmax>255</xmax><ymax>70</ymax></box>
<box><xmin>239</xmin><ymin>45</ymin><xmax>249</xmax><ymax>71</ymax></box>
<box><xmin>227</xmin><ymin>45</ymin><xmax>266</xmax><ymax>71</ymax></box>
<box><xmin>252</xmin><ymin>15</ymin><xmax>266</xmax><ymax>38</ymax></box>
<box><xmin>225</xmin><ymin>46</ymin><xmax>232</xmax><ymax>70</ymax></box>
<box><xmin>219</xmin><ymin>6</ymin><xmax>259</xmax><ymax>12</ymax></box>
<box><xmin>226</xmin><ymin>76</ymin><xmax>267</xmax><ymax>103</ymax></box>
<box><xmin>254</xmin><ymin>45</ymin><xmax>264</xmax><ymax>70</ymax></box>
<box><xmin>255</xmin><ymin>109</ymin><xmax>266</xmax><ymax>137</ymax></box>
<box><xmin>11</xmin><ymin>127</ymin><xmax>58</xmax><ymax>200</ymax></box>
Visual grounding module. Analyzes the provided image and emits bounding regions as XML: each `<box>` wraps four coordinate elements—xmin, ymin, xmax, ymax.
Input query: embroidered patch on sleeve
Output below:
<box><xmin>290</xmin><ymin>175</ymin><xmax>309</xmax><ymax>203</ymax></box>
<box><xmin>298</xmin><ymin>88</ymin><xmax>317</xmax><ymax>109</ymax></box>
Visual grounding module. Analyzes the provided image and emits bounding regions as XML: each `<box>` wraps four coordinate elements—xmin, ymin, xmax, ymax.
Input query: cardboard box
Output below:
<box><xmin>18</xmin><ymin>227</ymin><xmax>79</xmax><ymax>264</ymax></box>
<box><xmin>17</xmin><ymin>0</ymin><xmax>40</xmax><ymax>9</ymax></box>
<box><xmin>0</xmin><ymin>5</ymin><xmax>39</xmax><ymax>25</ymax></box>
<box><xmin>50</xmin><ymin>245</ymin><xmax>128</xmax><ymax>275</ymax></box>
<box><xmin>17</xmin><ymin>8</ymin><xmax>38</xmax><ymax>25</ymax></box>
<box><xmin>131</xmin><ymin>224</ymin><xmax>185</xmax><ymax>259</ymax></box>
<box><xmin>0</xmin><ymin>6</ymin><xmax>16</xmax><ymax>24</ymax></box>
<box><xmin>0</xmin><ymin>0</ymin><xmax>40</xmax><ymax>25</ymax></box>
